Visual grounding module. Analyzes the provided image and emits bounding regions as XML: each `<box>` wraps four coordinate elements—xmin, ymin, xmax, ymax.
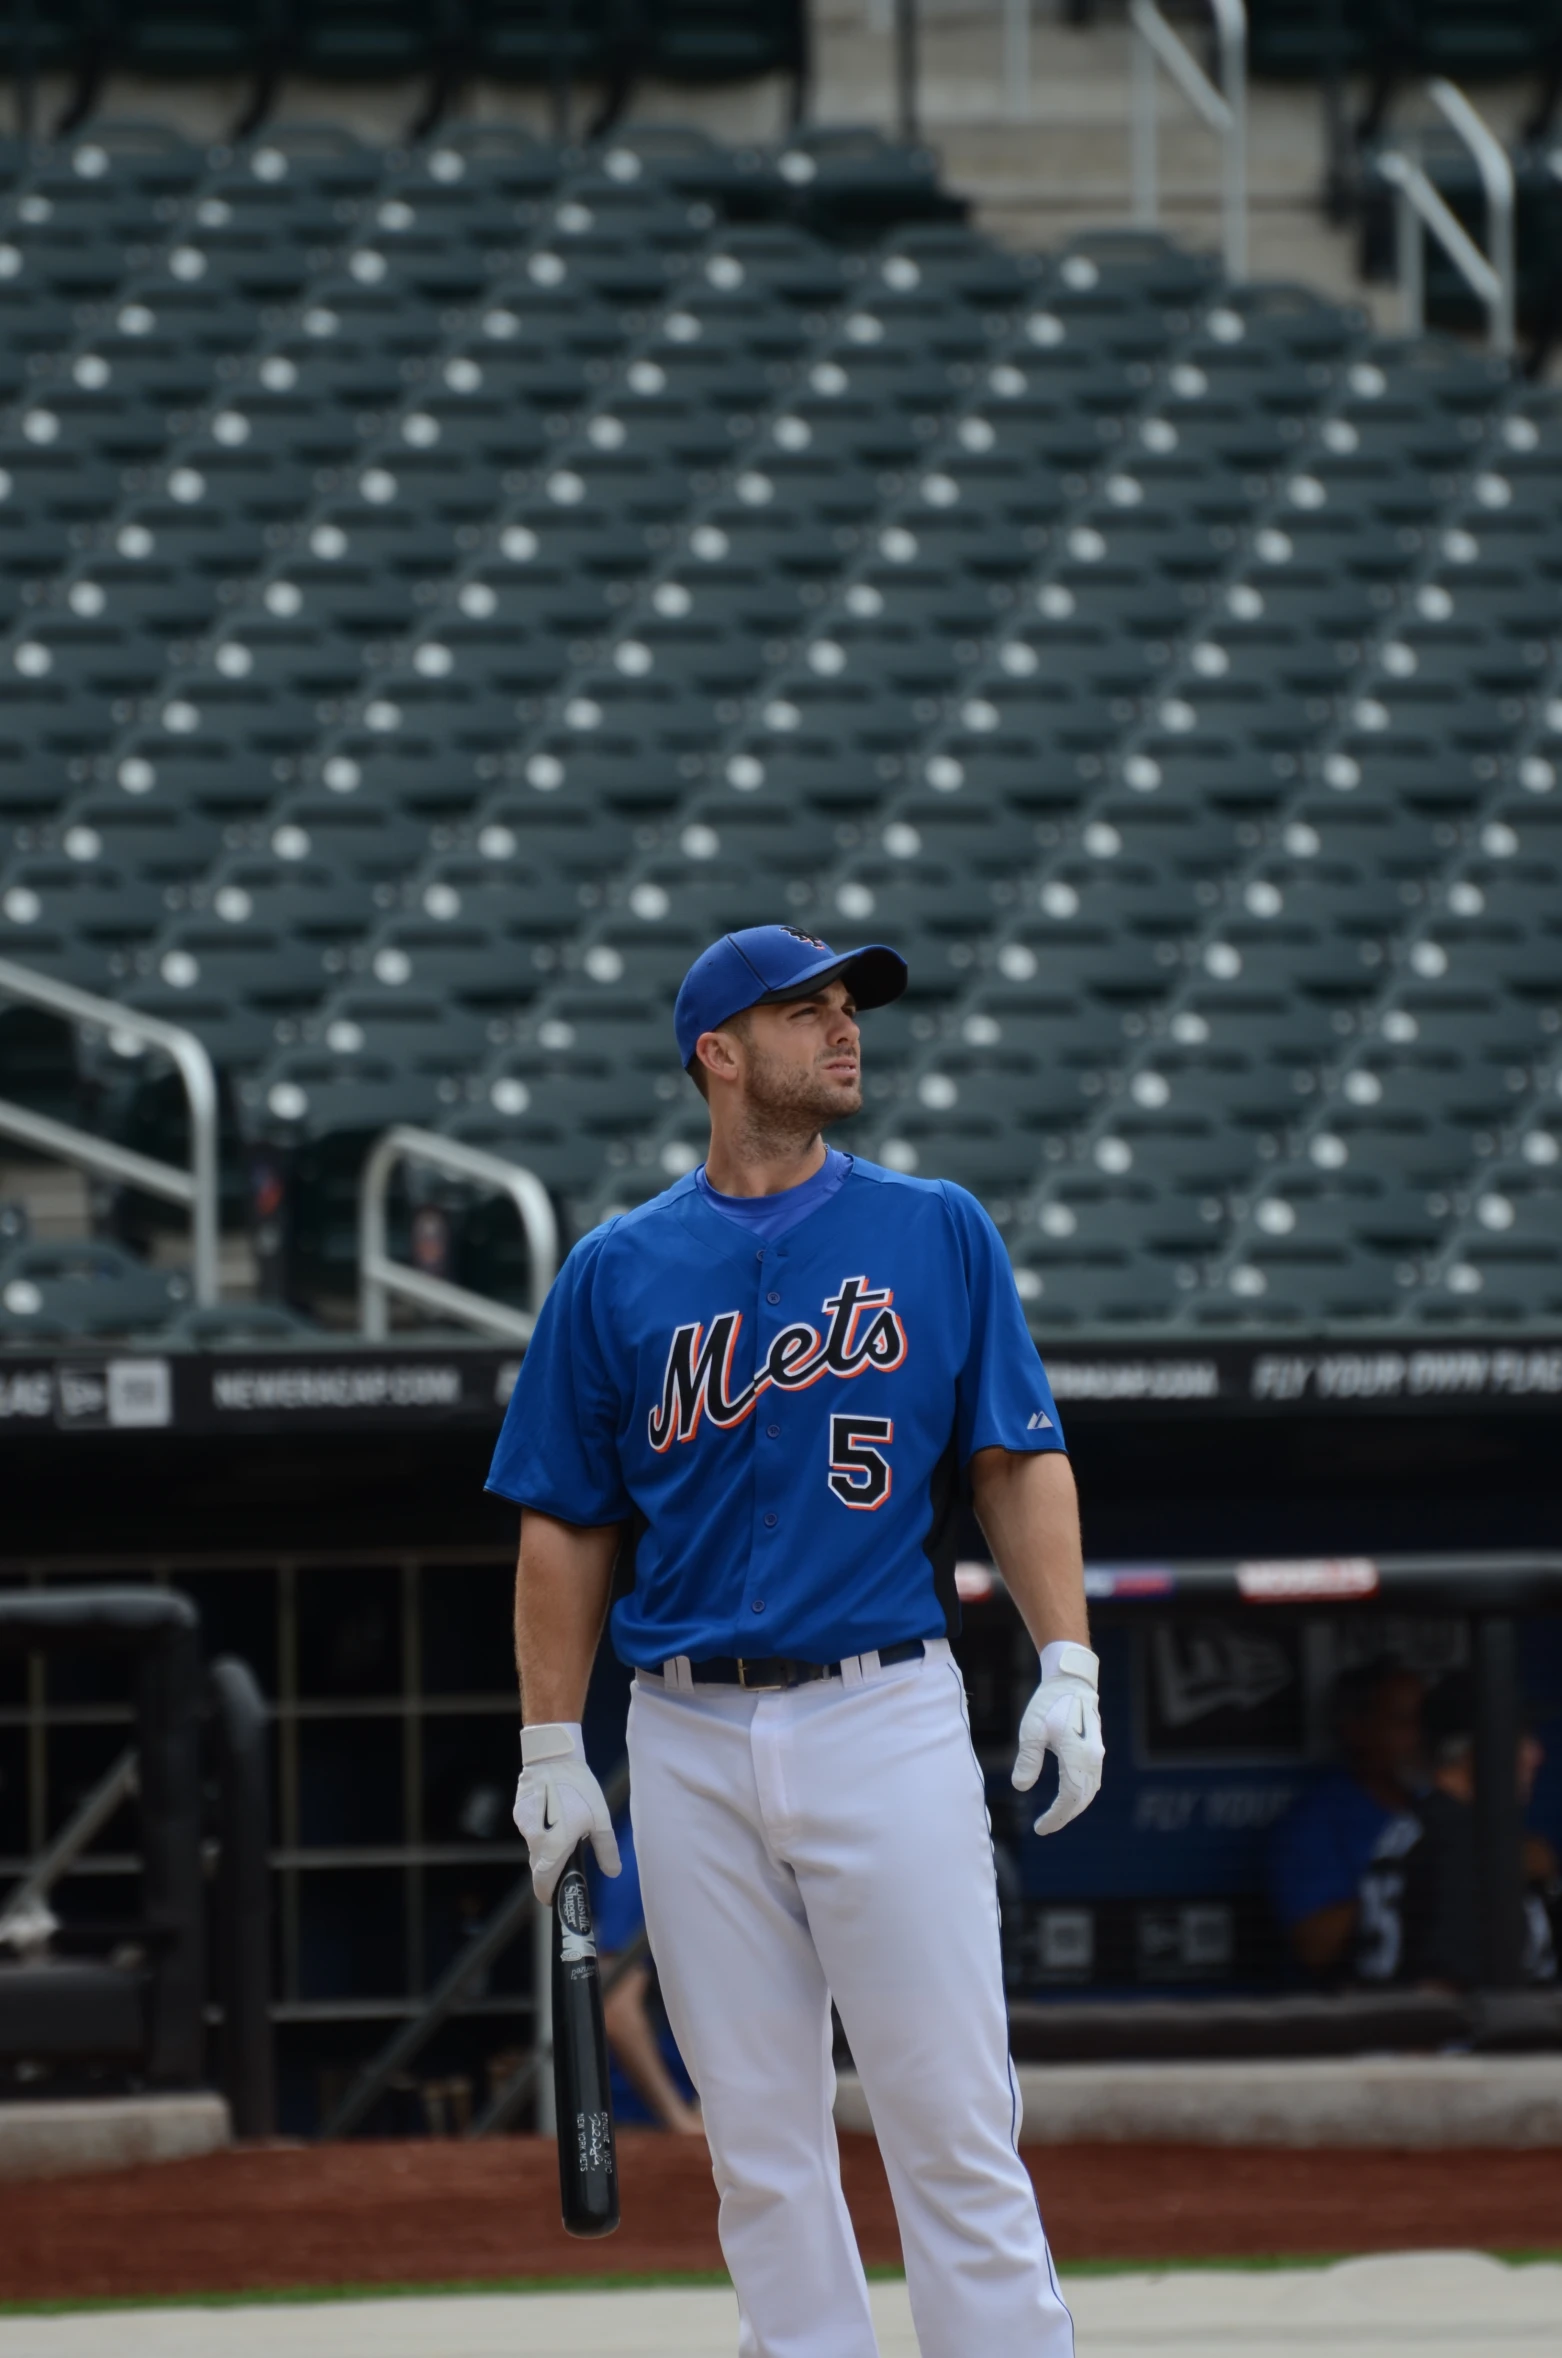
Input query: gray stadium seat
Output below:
<box><xmin>0</xmin><ymin>1237</ymin><xmax>190</xmax><ymax>1339</ymax></box>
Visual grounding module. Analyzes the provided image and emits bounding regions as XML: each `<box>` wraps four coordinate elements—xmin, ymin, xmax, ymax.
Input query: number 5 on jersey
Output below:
<box><xmin>828</xmin><ymin>1415</ymin><xmax>893</xmax><ymax>1510</ymax></box>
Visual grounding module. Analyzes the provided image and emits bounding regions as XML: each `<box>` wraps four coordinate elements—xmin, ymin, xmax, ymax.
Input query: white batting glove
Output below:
<box><xmin>1012</xmin><ymin>1640</ymin><xmax>1104</xmax><ymax>1837</ymax></box>
<box><xmin>512</xmin><ymin>1722</ymin><xmax>621</xmax><ymax>1905</ymax></box>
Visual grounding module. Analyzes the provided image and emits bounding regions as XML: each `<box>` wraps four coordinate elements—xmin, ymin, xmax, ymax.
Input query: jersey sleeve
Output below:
<box><xmin>1267</xmin><ymin>1786</ymin><xmax>1352</xmax><ymax>1929</ymax></box>
<box><xmin>940</xmin><ymin>1182</ymin><xmax>1066</xmax><ymax>1462</ymax></box>
<box><xmin>485</xmin><ymin>1229</ymin><xmax>631</xmax><ymax>1525</ymax></box>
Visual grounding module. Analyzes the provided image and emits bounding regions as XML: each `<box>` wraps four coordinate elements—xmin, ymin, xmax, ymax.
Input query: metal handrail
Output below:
<box><xmin>208</xmin><ymin>1657</ymin><xmax>274</xmax><ymax>2141</ymax></box>
<box><xmin>0</xmin><ymin>954</ymin><xmax>220</xmax><ymax>1305</ymax></box>
<box><xmin>1378</xmin><ymin>79</ymin><xmax>1516</xmax><ymax>356</ymax></box>
<box><xmin>358</xmin><ymin>1125</ymin><xmax>558</xmax><ymax>1344</ymax></box>
<box><xmin>1002</xmin><ymin>0</ymin><xmax>1031</xmax><ymax>124</ymax></box>
<box><xmin>1130</xmin><ymin>0</ymin><xmax>1248</xmax><ymax>282</ymax></box>
<box><xmin>0</xmin><ymin>1746</ymin><xmax>137</xmax><ymax>1951</ymax></box>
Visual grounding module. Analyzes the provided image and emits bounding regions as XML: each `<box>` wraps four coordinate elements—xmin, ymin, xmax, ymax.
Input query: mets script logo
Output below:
<box><xmin>649</xmin><ymin>1275</ymin><xmax>908</xmax><ymax>1450</ymax></box>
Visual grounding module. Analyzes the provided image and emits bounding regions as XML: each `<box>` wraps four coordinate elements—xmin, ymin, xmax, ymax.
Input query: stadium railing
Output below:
<box><xmin>0</xmin><ymin>953</ymin><xmax>221</xmax><ymax>1307</ymax></box>
<box><xmin>1130</xmin><ymin>0</ymin><xmax>1249</xmax><ymax>282</ymax></box>
<box><xmin>0</xmin><ymin>1590</ymin><xmax>275</xmax><ymax>2133</ymax></box>
<box><xmin>207</xmin><ymin>1652</ymin><xmax>275</xmax><ymax>2141</ymax></box>
<box><xmin>358</xmin><ymin>1123</ymin><xmax>557</xmax><ymax>1343</ymax></box>
<box><xmin>1375</xmin><ymin>78</ymin><xmax>1517</xmax><ymax>353</ymax></box>
<box><xmin>0</xmin><ymin>1586</ymin><xmax>205</xmax><ymax>2088</ymax></box>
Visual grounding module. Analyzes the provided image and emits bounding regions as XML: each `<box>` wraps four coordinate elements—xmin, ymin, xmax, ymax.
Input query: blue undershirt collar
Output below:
<box><xmin>695</xmin><ymin>1147</ymin><xmax>853</xmax><ymax>1245</ymax></box>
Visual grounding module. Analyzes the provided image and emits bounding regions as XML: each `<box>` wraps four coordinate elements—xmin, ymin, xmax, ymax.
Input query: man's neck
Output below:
<box><xmin>703</xmin><ymin>1126</ymin><xmax>827</xmax><ymax>1200</ymax></box>
<box><xmin>1354</xmin><ymin>1768</ymin><xmax>1411</xmax><ymax>1813</ymax></box>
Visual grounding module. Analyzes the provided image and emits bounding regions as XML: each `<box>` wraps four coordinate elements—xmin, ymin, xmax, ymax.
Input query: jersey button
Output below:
<box><xmin>762</xmin><ymin>1511</ymin><xmax>778</xmax><ymax>1529</ymax></box>
<box><xmin>751</xmin><ymin>1599</ymin><xmax>765</xmax><ymax>1612</ymax></box>
<box><xmin>766</xmin><ymin>1289</ymin><xmax>781</xmax><ymax>1304</ymax></box>
<box><xmin>766</xmin><ymin>1422</ymin><xmax>780</xmax><ymax>1438</ymax></box>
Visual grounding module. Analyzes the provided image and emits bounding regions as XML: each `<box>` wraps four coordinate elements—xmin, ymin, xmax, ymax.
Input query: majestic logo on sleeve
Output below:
<box><xmin>648</xmin><ymin>1276</ymin><xmax>908</xmax><ymax>1450</ymax></box>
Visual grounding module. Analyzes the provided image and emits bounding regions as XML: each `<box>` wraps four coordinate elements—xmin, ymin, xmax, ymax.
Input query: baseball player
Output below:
<box><xmin>492</xmin><ymin>923</ymin><xmax>1104</xmax><ymax>2358</ymax></box>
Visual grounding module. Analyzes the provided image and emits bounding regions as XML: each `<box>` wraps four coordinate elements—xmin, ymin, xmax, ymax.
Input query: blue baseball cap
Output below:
<box><xmin>674</xmin><ymin>924</ymin><xmax>908</xmax><ymax>1069</ymax></box>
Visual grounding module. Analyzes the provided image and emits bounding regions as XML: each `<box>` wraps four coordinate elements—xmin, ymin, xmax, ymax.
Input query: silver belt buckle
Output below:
<box><xmin>736</xmin><ymin>1658</ymin><xmax>780</xmax><ymax>1690</ymax></box>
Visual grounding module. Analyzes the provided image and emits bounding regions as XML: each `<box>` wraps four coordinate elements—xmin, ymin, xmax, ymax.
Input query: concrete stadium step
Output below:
<box><xmin>837</xmin><ymin>2055</ymin><xmax>1562</xmax><ymax>2146</ymax></box>
<box><xmin>0</xmin><ymin>2095</ymin><xmax>230</xmax><ymax>2184</ymax></box>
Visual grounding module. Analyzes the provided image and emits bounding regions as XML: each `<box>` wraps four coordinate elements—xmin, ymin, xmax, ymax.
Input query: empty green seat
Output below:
<box><xmin>0</xmin><ymin>1237</ymin><xmax>190</xmax><ymax>1339</ymax></box>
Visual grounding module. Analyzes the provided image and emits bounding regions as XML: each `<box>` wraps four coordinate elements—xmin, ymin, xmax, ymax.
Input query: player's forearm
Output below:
<box><xmin>513</xmin><ymin>1509</ymin><xmax>620</xmax><ymax>1723</ymax></box>
<box><xmin>969</xmin><ymin>1448</ymin><xmax>1089</xmax><ymax>1653</ymax></box>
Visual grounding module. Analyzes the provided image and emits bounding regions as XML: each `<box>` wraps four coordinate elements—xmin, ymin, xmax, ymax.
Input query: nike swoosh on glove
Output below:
<box><xmin>1011</xmin><ymin>1640</ymin><xmax>1105</xmax><ymax>1836</ymax></box>
<box><xmin>512</xmin><ymin>1721</ymin><xmax>621</xmax><ymax>1905</ymax></box>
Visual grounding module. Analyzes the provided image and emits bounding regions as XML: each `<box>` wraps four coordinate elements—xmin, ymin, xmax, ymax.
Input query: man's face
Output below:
<box><xmin>725</xmin><ymin>979</ymin><xmax>862</xmax><ymax>1128</ymax></box>
<box><xmin>1342</xmin><ymin>1670</ymin><xmax>1424</xmax><ymax>1794</ymax></box>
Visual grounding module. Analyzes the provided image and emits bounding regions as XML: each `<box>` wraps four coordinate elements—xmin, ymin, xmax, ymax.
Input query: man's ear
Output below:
<box><xmin>696</xmin><ymin>1027</ymin><xmax>741</xmax><ymax>1089</ymax></box>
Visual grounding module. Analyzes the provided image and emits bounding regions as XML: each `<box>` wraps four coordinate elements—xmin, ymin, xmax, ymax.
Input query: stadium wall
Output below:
<box><xmin>2</xmin><ymin>1356</ymin><xmax>1559</xmax><ymax>1557</ymax></box>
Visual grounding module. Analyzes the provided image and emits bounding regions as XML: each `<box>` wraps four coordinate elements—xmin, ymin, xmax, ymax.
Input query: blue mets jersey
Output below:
<box><xmin>486</xmin><ymin>1159</ymin><xmax>1065</xmax><ymax>1667</ymax></box>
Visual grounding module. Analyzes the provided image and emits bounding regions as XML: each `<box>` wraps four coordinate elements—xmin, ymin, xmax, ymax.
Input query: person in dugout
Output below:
<box><xmin>1269</xmin><ymin>1658</ymin><xmax>1561</xmax><ymax>1988</ymax></box>
<box><xmin>1399</xmin><ymin>1671</ymin><xmax>1559</xmax><ymax>1989</ymax></box>
<box><xmin>591</xmin><ymin>1816</ymin><xmax>703</xmax><ymax>2135</ymax></box>
<box><xmin>1267</xmin><ymin>1659</ymin><xmax>1428</xmax><ymax>1983</ymax></box>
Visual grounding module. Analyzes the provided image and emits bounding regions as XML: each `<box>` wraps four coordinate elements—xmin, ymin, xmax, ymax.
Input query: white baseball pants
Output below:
<box><xmin>627</xmin><ymin>1638</ymin><xmax>1075</xmax><ymax>2358</ymax></box>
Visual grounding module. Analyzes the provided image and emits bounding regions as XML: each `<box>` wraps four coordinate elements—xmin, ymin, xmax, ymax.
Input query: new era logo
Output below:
<box><xmin>1027</xmin><ymin>1410</ymin><xmax>1054</xmax><ymax>1431</ymax></box>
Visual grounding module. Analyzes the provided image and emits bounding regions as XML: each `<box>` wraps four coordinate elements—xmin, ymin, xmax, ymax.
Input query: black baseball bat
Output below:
<box><xmin>551</xmin><ymin>1841</ymin><xmax>620</xmax><ymax>2238</ymax></box>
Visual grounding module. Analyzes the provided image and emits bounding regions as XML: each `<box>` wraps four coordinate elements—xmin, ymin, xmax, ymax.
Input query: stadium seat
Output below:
<box><xmin>0</xmin><ymin>985</ymin><xmax>92</xmax><ymax>1125</ymax></box>
<box><xmin>642</xmin><ymin>0</ymin><xmax>807</xmax><ymax>98</ymax></box>
<box><xmin>1009</xmin><ymin>1243</ymin><xmax>1191</xmax><ymax>1327</ymax></box>
<box><xmin>0</xmin><ymin>1237</ymin><xmax>190</xmax><ymax>1339</ymax></box>
<box><xmin>153</xmin><ymin>1299</ymin><xmax>320</xmax><ymax>1343</ymax></box>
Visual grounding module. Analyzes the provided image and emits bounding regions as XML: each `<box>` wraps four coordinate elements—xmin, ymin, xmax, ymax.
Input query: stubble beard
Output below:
<box><xmin>735</xmin><ymin>1043</ymin><xmax>862</xmax><ymax>1161</ymax></box>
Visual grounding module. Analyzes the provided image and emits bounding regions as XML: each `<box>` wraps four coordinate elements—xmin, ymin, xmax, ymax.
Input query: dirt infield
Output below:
<box><xmin>3</xmin><ymin>2135</ymin><xmax>1560</xmax><ymax>2305</ymax></box>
